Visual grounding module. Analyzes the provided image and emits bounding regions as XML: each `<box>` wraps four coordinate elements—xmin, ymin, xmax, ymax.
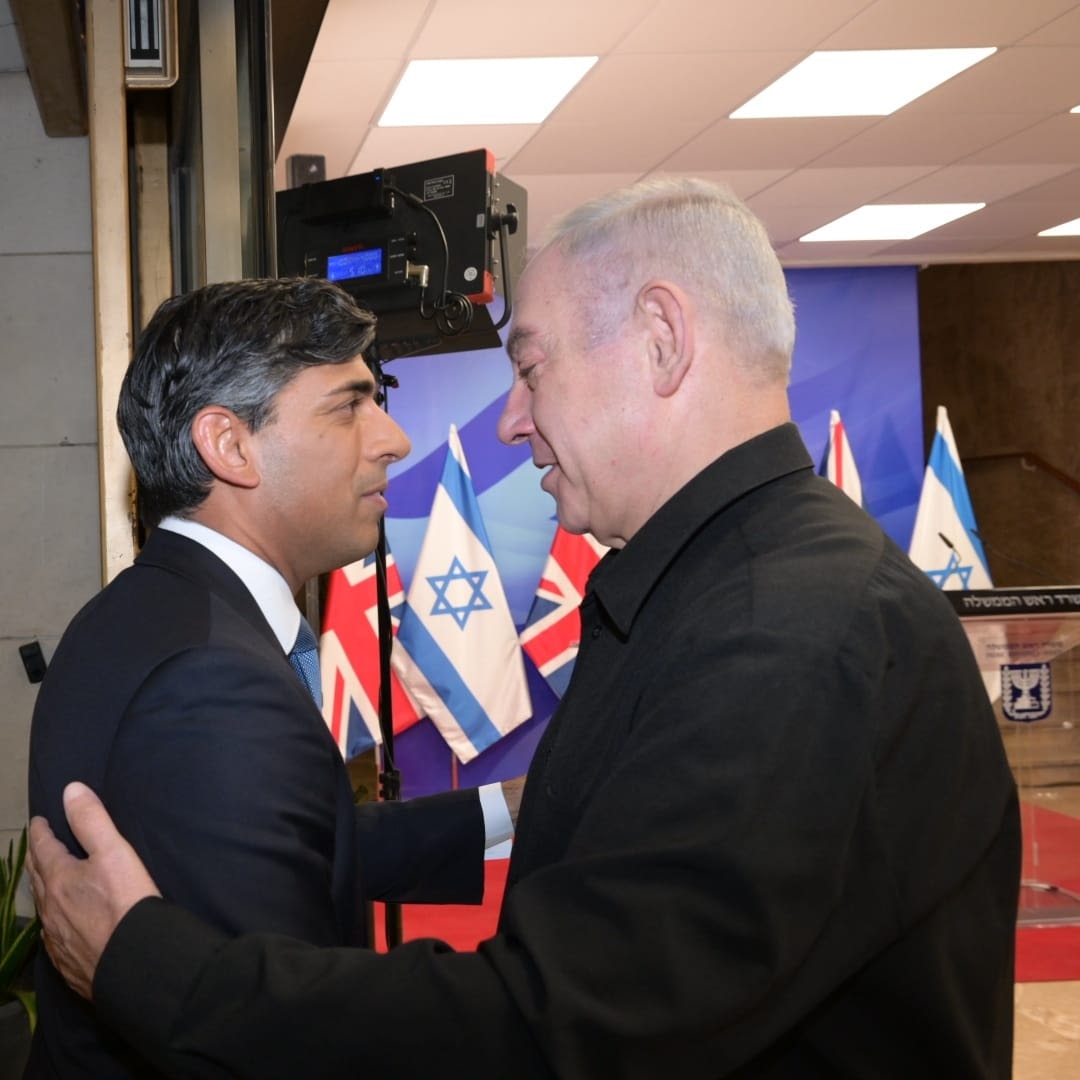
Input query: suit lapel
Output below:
<box><xmin>134</xmin><ymin>528</ymin><xmax>282</xmax><ymax>653</ymax></box>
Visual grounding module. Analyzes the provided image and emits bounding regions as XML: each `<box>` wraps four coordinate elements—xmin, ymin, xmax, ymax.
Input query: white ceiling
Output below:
<box><xmin>275</xmin><ymin>0</ymin><xmax>1080</xmax><ymax>267</ymax></box>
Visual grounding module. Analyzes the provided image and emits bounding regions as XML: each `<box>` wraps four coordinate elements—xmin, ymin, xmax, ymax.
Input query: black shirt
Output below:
<box><xmin>96</xmin><ymin>423</ymin><xmax>1020</xmax><ymax>1079</ymax></box>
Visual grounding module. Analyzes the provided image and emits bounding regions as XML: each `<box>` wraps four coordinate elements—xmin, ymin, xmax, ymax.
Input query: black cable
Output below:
<box><xmin>489</xmin><ymin>205</ymin><xmax>516</xmax><ymax>333</ymax></box>
<box><xmin>971</xmin><ymin>529</ymin><xmax>1063</xmax><ymax>585</ymax></box>
<box><xmin>385</xmin><ymin>183</ymin><xmax>474</xmax><ymax>336</ymax></box>
<box><xmin>374</xmin><ymin>204</ymin><xmax>517</xmax><ymax>361</ymax></box>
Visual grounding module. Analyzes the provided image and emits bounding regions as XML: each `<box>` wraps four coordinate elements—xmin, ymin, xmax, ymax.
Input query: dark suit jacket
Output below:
<box><xmin>88</xmin><ymin>427</ymin><xmax>1020</xmax><ymax>1079</ymax></box>
<box><xmin>27</xmin><ymin>528</ymin><xmax>483</xmax><ymax>1078</ymax></box>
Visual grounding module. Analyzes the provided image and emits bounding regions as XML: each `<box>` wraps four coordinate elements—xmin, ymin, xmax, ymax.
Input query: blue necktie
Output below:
<box><xmin>288</xmin><ymin>617</ymin><xmax>323</xmax><ymax>708</ymax></box>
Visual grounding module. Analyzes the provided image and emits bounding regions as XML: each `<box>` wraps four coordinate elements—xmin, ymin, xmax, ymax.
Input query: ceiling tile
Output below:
<box><xmin>873</xmin><ymin>235</ymin><xmax>1013</xmax><ymax>260</ymax></box>
<box><xmin>660</xmin><ymin>117</ymin><xmax>880</xmax><ymax>171</ymax></box>
<box><xmin>960</xmin><ymin>114</ymin><xmax>1080</xmax><ymax>165</ymax></box>
<box><xmin>505</xmin><ymin>121</ymin><xmax>707</xmax><ymax>173</ymax></box>
<box><xmin>653</xmin><ymin>168</ymin><xmax>793</xmax><ymax>200</ymax></box>
<box><xmin>1020</xmin><ymin>5</ymin><xmax>1080</xmax><ymax>44</ymax></box>
<box><xmin>312</xmin><ymin>0</ymin><xmax>429</xmax><ymax>62</ymax></box>
<box><xmin>903</xmin><ymin>46</ymin><xmax>1080</xmax><ymax>115</ymax></box>
<box><xmin>349</xmin><ymin>126</ymin><xmax>538</xmax><ymax>177</ymax></box>
<box><xmin>743</xmin><ymin>203</ymin><xmax>869</xmax><ymax>246</ymax></box>
<box><xmin>549</xmin><ymin>51</ymin><xmax>805</xmax><ymax>127</ymax></box>
<box><xmin>413</xmin><ymin>0</ymin><xmax>656</xmax><ymax>56</ymax></box>
<box><xmin>920</xmin><ymin>198</ymin><xmax>1072</xmax><ymax>237</ymax></box>
<box><xmin>821</xmin><ymin>0</ymin><xmax>1080</xmax><ymax>48</ymax></box>
<box><xmin>615</xmin><ymin>0</ymin><xmax>873</xmax><ymax>53</ymax></box>
<box><xmin>888</xmin><ymin>164</ymin><xmax>1076</xmax><ymax>202</ymax></box>
<box><xmin>747</xmin><ymin>166</ymin><xmax>940</xmax><ymax>211</ymax></box>
<box><xmin>774</xmin><ymin>237</ymin><xmax>894</xmax><ymax>264</ymax></box>
<box><xmin>1005</xmin><ymin>166</ymin><xmax>1080</xmax><ymax>201</ymax></box>
<box><xmin>505</xmin><ymin>172</ymin><xmax>643</xmax><ymax>248</ymax></box>
<box><xmin>989</xmin><ymin>234</ymin><xmax>1080</xmax><ymax>257</ymax></box>
<box><xmin>810</xmin><ymin>112</ymin><xmax>1046</xmax><ymax>168</ymax></box>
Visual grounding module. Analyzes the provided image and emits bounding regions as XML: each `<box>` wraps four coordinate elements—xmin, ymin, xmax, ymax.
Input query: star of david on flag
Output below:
<box><xmin>319</xmin><ymin>544</ymin><xmax>421</xmax><ymax>760</ymax></box>
<box><xmin>520</xmin><ymin>526</ymin><xmax>608</xmax><ymax>697</ymax></box>
<box><xmin>428</xmin><ymin>556</ymin><xmax>493</xmax><ymax>628</ymax></box>
<box><xmin>908</xmin><ymin>405</ymin><xmax>992</xmax><ymax>591</ymax></box>
<box><xmin>392</xmin><ymin>425</ymin><xmax>532</xmax><ymax>763</ymax></box>
<box><xmin>819</xmin><ymin>409</ymin><xmax>863</xmax><ymax>507</ymax></box>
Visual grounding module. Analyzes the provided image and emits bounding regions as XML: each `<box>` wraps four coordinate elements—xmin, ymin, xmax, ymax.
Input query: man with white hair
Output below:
<box><xmin>30</xmin><ymin>178</ymin><xmax>1020</xmax><ymax>1079</ymax></box>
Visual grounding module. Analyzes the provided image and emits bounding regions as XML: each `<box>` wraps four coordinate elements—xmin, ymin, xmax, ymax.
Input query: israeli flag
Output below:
<box><xmin>908</xmin><ymin>405</ymin><xmax>992</xmax><ymax>590</ymax></box>
<box><xmin>392</xmin><ymin>425</ymin><xmax>532</xmax><ymax>763</ymax></box>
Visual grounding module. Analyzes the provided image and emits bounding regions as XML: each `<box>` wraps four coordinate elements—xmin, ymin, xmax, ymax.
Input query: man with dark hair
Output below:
<box><xmin>30</xmin><ymin>182</ymin><xmax>1019</xmax><ymax>1078</ymax></box>
<box><xmin>27</xmin><ymin>277</ymin><xmax>514</xmax><ymax>1077</ymax></box>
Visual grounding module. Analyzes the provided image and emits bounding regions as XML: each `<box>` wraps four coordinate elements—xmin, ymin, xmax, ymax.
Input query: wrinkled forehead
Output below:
<box><xmin>507</xmin><ymin>246</ymin><xmax>571</xmax><ymax>345</ymax></box>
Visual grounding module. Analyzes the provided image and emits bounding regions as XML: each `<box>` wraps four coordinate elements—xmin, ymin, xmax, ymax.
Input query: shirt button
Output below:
<box><xmin>591</xmin><ymin>626</ymin><xmax>601</xmax><ymax>639</ymax></box>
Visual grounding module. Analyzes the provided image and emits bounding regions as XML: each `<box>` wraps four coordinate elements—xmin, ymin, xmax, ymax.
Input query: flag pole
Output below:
<box><xmin>370</xmin><ymin>356</ymin><xmax>403</xmax><ymax>949</ymax></box>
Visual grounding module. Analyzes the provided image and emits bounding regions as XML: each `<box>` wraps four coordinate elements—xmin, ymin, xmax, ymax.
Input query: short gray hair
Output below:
<box><xmin>542</xmin><ymin>177</ymin><xmax>795</xmax><ymax>382</ymax></box>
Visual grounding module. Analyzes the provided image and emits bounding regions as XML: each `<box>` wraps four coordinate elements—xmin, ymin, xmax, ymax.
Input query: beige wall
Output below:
<box><xmin>0</xmin><ymin>0</ymin><xmax>99</xmax><ymax>865</ymax></box>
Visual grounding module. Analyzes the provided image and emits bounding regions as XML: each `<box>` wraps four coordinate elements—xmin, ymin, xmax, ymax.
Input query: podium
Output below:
<box><xmin>949</xmin><ymin>587</ymin><xmax>1080</xmax><ymax>926</ymax></box>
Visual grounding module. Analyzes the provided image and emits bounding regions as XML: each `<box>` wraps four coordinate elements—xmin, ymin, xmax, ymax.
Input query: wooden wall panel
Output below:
<box><xmin>918</xmin><ymin>263</ymin><xmax>1080</xmax><ymax>588</ymax></box>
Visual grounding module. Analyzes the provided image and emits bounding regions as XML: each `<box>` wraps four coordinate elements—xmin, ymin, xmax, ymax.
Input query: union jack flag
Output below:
<box><xmin>319</xmin><ymin>546</ymin><xmax>422</xmax><ymax>759</ymax></box>
<box><xmin>519</xmin><ymin>527</ymin><xmax>608</xmax><ymax>697</ymax></box>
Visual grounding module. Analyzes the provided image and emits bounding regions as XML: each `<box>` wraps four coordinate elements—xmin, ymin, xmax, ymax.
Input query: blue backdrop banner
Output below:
<box><xmin>371</xmin><ymin>265</ymin><xmax>924</xmax><ymax>794</ymax></box>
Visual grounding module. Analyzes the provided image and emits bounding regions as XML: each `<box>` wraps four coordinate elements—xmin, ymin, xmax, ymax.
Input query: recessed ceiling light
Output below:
<box><xmin>731</xmin><ymin>48</ymin><xmax>996</xmax><ymax>118</ymax></box>
<box><xmin>379</xmin><ymin>57</ymin><xmax>598</xmax><ymax>127</ymax></box>
<box><xmin>1039</xmin><ymin>217</ymin><xmax>1080</xmax><ymax>237</ymax></box>
<box><xmin>800</xmin><ymin>204</ymin><xmax>986</xmax><ymax>242</ymax></box>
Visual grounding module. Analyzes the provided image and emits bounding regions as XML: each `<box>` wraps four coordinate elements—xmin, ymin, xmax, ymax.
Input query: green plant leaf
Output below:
<box><xmin>0</xmin><ymin>836</ymin><xmax>18</xmax><ymax>956</ymax></box>
<box><xmin>0</xmin><ymin>915</ymin><xmax>40</xmax><ymax>990</ymax></box>
<box><xmin>1</xmin><ymin>827</ymin><xmax>40</xmax><ymax>1001</ymax></box>
<box><xmin>5</xmin><ymin>988</ymin><xmax>37</xmax><ymax>1035</ymax></box>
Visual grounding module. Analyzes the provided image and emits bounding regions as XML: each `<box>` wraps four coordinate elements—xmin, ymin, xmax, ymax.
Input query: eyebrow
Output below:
<box><xmin>506</xmin><ymin>326</ymin><xmax>539</xmax><ymax>365</ymax></box>
<box><xmin>325</xmin><ymin>377</ymin><xmax>377</xmax><ymax>400</ymax></box>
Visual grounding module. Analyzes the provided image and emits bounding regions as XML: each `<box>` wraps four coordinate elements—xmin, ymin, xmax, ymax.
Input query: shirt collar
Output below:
<box><xmin>591</xmin><ymin>423</ymin><xmax>813</xmax><ymax>637</ymax></box>
<box><xmin>157</xmin><ymin>517</ymin><xmax>301</xmax><ymax>653</ymax></box>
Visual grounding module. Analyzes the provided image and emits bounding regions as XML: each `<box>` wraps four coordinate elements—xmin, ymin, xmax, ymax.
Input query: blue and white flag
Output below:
<box><xmin>908</xmin><ymin>405</ymin><xmax>992</xmax><ymax>590</ymax></box>
<box><xmin>392</xmin><ymin>425</ymin><xmax>532</xmax><ymax>763</ymax></box>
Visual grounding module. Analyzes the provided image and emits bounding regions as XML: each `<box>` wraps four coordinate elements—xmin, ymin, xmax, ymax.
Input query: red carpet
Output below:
<box><xmin>1015</xmin><ymin>803</ymin><xmax>1080</xmax><ymax>982</ymax></box>
<box><xmin>374</xmin><ymin>858</ymin><xmax>506</xmax><ymax>953</ymax></box>
<box><xmin>378</xmin><ymin>806</ymin><xmax>1080</xmax><ymax>982</ymax></box>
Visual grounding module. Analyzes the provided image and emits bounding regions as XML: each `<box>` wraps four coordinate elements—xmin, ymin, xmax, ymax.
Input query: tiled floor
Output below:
<box><xmin>1013</xmin><ymin>783</ymin><xmax>1080</xmax><ymax>1077</ymax></box>
<box><xmin>1014</xmin><ymin>981</ymin><xmax>1080</xmax><ymax>1077</ymax></box>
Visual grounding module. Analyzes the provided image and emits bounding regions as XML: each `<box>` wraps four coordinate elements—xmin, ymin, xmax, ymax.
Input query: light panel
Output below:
<box><xmin>800</xmin><ymin>203</ymin><xmax>986</xmax><ymax>242</ymax></box>
<box><xmin>379</xmin><ymin>57</ymin><xmax>598</xmax><ymax>127</ymax></box>
<box><xmin>731</xmin><ymin>49</ymin><xmax>996</xmax><ymax>119</ymax></box>
<box><xmin>1039</xmin><ymin>218</ymin><xmax>1080</xmax><ymax>237</ymax></box>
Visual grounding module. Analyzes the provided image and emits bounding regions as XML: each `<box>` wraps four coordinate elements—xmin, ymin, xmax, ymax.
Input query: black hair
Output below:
<box><xmin>117</xmin><ymin>277</ymin><xmax>376</xmax><ymax>527</ymax></box>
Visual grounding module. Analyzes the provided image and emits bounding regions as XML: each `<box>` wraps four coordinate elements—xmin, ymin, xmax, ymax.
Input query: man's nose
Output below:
<box><xmin>496</xmin><ymin>381</ymin><xmax>532</xmax><ymax>446</ymax></box>
<box><xmin>379</xmin><ymin>409</ymin><xmax>411</xmax><ymax>462</ymax></box>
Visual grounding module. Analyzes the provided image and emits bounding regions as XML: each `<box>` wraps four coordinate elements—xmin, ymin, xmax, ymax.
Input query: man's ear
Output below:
<box><xmin>638</xmin><ymin>281</ymin><xmax>694</xmax><ymax>398</ymax></box>
<box><xmin>190</xmin><ymin>406</ymin><xmax>260</xmax><ymax>489</ymax></box>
